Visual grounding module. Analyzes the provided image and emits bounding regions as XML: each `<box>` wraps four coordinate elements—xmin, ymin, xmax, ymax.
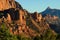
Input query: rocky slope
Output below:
<box><xmin>0</xmin><ymin>0</ymin><xmax>58</xmax><ymax>38</ymax></box>
<box><xmin>41</xmin><ymin>7</ymin><xmax>60</xmax><ymax>34</ymax></box>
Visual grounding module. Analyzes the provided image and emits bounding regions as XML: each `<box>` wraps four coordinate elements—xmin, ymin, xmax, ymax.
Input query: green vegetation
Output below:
<box><xmin>0</xmin><ymin>22</ymin><xmax>60</xmax><ymax>40</ymax></box>
<box><xmin>0</xmin><ymin>22</ymin><xmax>31</xmax><ymax>40</ymax></box>
<box><xmin>33</xmin><ymin>29</ymin><xmax>60</xmax><ymax>40</ymax></box>
<box><xmin>0</xmin><ymin>22</ymin><xmax>18</xmax><ymax>40</ymax></box>
<box><xmin>17</xmin><ymin>35</ymin><xmax>32</xmax><ymax>40</ymax></box>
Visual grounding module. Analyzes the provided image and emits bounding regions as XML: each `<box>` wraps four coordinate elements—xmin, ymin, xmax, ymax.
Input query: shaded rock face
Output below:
<box><xmin>0</xmin><ymin>8</ymin><xmax>18</xmax><ymax>20</ymax></box>
<box><xmin>31</xmin><ymin>12</ymin><xmax>42</xmax><ymax>22</ymax></box>
<box><xmin>0</xmin><ymin>0</ymin><xmax>24</xmax><ymax>24</ymax></box>
<box><xmin>31</xmin><ymin>12</ymin><xmax>38</xmax><ymax>19</ymax></box>
<box><xmin>15</xmin><ymin>1</ymin><xmax>23</xmax><ymax>9</ymax></box>
<box><xmin>0</xmin><ymin>8</ymin><xmax>26</xmax><ymax>24</ymax></box>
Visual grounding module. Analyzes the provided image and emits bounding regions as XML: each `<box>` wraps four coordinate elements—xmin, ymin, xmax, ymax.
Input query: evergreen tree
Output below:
<box><xmin>0</xmin><ymin>22</ymin><xmax>18</xmax><ymax>40</ymax></box>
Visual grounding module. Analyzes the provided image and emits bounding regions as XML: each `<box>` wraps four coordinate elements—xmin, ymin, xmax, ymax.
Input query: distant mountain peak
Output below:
<box><xmin>42</xmin><ymin>7</ymin><xmax>60</xmax><ymax>17</ymax></box>
<box><xmin>46</xmin><ymin>7</ymin><xmax>51</xmax><ymax>10</ymax></box>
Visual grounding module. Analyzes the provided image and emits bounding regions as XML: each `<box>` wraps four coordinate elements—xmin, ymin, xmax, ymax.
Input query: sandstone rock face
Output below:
<box><xmin>0</xmin><ymin>0</ymin><xmax>16</xmax><ymax>11</ymax></box>
<box><xmin>0</xmin><ymin>0</ymin><xmax>24</xmax><ymax>24</ymax></box>
<box><xmin>0</xmin><ymin>0</ymin><xmax>43</xmax><ymax>37</ymax></box>
<box><xmin>31</xmin><ymin>12</ymin><xmax>42</xmax><ymax>22</ymax></box>
<box><xmin>37</xmin><ymin>14</ymin><xmax>42</xmax><ymax>22</ymax></box>
<box><xmin>19</xmin><ymin>10</ymin><xmax>26</xmax><ymax>25</ymax></box>
<box><xmin>7</xmin><ymin>13</ymin><xmax>11</xmax><ymax>23</ymax></box>
<box><xmin>14</xmin><ymin>9</ymin><xmax>26</xmax><ymax>25</ymax></box>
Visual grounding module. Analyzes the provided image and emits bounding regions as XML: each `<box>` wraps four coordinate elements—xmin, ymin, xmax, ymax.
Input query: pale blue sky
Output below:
<box><xmin>15</xmin><ymin>0</ymin><xmax>60</xmax><ymax>12</ymax></box>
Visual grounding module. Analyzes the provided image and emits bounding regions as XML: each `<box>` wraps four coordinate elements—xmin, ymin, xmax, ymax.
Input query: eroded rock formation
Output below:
<box><xmin>0</xmin><ymin>0</ymin><xmax>16</xmax><ymax>11</ymax></box>
<box><xmin>31</xmin><ymin>12</ymin><xmax>42</xmax><ymax>22</ymax></box>
<box><xmin>0</xmin><ymin>0</ymin><xmax>51</xmax><ymax>37</ymax></box>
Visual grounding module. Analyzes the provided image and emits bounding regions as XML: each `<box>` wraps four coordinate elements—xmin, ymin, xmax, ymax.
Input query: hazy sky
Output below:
<box><xmin>15</xmin><ymin>0</ymin><xmax>60</xmax><ymax>12</ymax></box>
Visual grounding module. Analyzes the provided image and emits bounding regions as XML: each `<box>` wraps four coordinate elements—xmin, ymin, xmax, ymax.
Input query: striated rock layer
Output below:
<box><xmin>0</xmin><ymin>0</ymin><xmax>16</xmax><ymax>11</ymax></box>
